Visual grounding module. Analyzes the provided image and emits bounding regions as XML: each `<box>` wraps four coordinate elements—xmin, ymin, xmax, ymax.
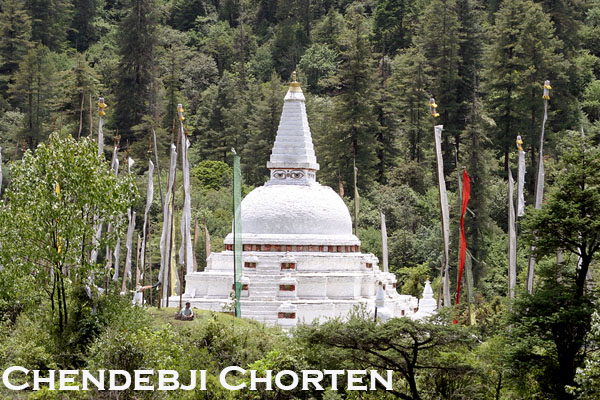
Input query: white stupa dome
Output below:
<box><xmin>240</xmin><ymin>184</ymin><xmax>352</xmax><ymax>236</ymax></box>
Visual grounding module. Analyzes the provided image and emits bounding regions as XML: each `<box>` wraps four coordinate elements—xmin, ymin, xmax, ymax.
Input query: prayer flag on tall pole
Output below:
<box><xmin>204</xmin><ymin>224</ymin><xmax>211</xmax><ymax>259</ymax></box>
<box><xmin>109</xmin><ymin>140</ymin><xmax>121</xmax><ymax>282</ymax></box>
<box><xmin>232</xmin><ymin>149</ymin><xmax>243</xmax><ymax>318</ymax></box>
<box><xmin>193</xmin><ymin>218</ymin><xmax>199</xmax><ymax>272</ymax></box>
<box><xmin>516</xmin><ymin>136</ymin><xmax>526</xmax><ymax>217</ymax></box>
<box><xmin>0</xmin><ymin>146</ymin><xmax>3</xmax><ymax>196</ymax></box>
<box><xmin>159</xmin><ymin>144</ymin><xmax>177</xmax><ymax>306</ymax></box>
<box><xmin>431</xmin><ymin>97</ymin><xmax>450</xmax><ymax>307</ymax></box>
<box><xmin>140</xmin><ymin>160</ymin><xmax>154</xmax><ymax>282</ymax></box>
<box><xmin>380</xmin><ymin>211</ymin><xmax>389</xmax><ymax>273</ymax></box>
<box><xmin>122</xmin><ymin>158</ymin><xmax>135</xmax><ymax>287</ymax></box>
<box><xmin>135</xmin><ymin>234</ymin><xmax>141</xmax><ymax>288</ymax></box>
<box><xmin>527</xmin><ymin>80</ymin><xmax>551</xmax><ymax>294</ymax></box>
<box><xmin>97</xmin><ymin>98</ymin><xmax>106</xmax><ymax>156</ymax></box>
<box><xmin>455</xmin><ymin>170</ymin><xmax>471</xmax><ymax>307</ymax></box>
<box><xmin>121</xmin><ymin>208</ymin><xmax>136</xmax><ymax>293</ymax></box>
<box><xmin>508</xmin><ymin>169</ymin><xmax>517</xmax><ymax>299</ymax></box>
<box><xmin>353</xmin><ymin>159</ymin><xmax>359</xmax><ymax>237</ymax></box>
<box><xmin>152</xmin><ymin>129</ymin><xmax>164</xmax><ymax>207</ymax></box>
<box><xmin>170</xmin><ymin>204</ymin><xmax>179</xmax><ymax>297</ymax></box>
<box><xmin>178</xmin><ymin>104</ymin><xmax>194</xmax><ymax>277</ymax></box>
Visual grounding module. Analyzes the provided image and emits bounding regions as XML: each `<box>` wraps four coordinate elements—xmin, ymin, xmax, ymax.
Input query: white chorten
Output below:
<box><xmin>180</xmin><ymin>76</ymin><xmax>423</xmax><ymax>326</ymax></box>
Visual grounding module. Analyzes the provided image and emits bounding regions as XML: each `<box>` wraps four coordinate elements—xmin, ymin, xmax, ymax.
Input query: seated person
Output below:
<box><xmin>176</xmin><ymin>302</ymin><xmax>194</xmax><ymax>321</ymax></box>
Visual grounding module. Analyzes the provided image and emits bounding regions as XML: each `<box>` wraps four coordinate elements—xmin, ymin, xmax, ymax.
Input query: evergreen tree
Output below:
<box><xmin>271</xmin><ymin>20</ymin><xmax>308</xmax><ymax>78</ymax></box>
<box><xmin>509</xmin><ymin>132</ymin><xmax>600</xmax><ymax>399</ymax></box>
<box><xmin>373</xmin><ymin>56</ymin><xmax>399</xmax><ymax>184</ymax></box>
<box><xmin>390</xmin><ymin>48</ymin><xmax>431</xmax><ymax>164</ymax></box>
<box><xmin>203</xmin><ymin>21</ymin><xmax>236</xmax><ymax>77</ymax></box>
<box><xmin>312</xmin><ymin>7</ymin><xmax>346</xmax><ymax>52</ymax></box>
<box><xmin>373</xmin><ymin>0</ymin><xmax>416</xmax><ymax>56</ymax></box>
<box><xmin>170</xmin><ymin>0</ymin><xmax>208</xmax><ymax>31</ymax></box>
<box><xmin>194</xmin><ymin>71</ymin><xmax>248</xmax><ymax>163</ymax></box>
<box><xmin>245</xmin><ymin>74</ymin><xmax>285</xmax><ymax>185</ymax></box>
<box><xmin>58</xmin><ymin>54</ymin><xmax>101</xmax><ymax>136</ymax></box>
<box><xmin>455</xmin><ymin>0</ymin><xmax>484</xmax><ymax>150</ymax></box>
<box><xmin>297</xmin><ymin>43</ymin><xmax>337</xmax><ymax>93</ymax></box>
<box><xmin>320</xmin><ymin>5</ymin><xmax>380</xmax><ymax>190</ymax></box>
<box><xmin>69</xmin><ymin>0</ymin><xmax>97</xmax><ymax>51</ymax></box>
<box><xmin>415</xmin><ymin>0</ymin><xmax>461</xmax><ymax>175</ymax></box>
<box><xmin>25</xmin><ymin>0</ymin><xmax>73</xmax><ymax>51</ymax></box>
<box><xmin>8</xmin><ymin>45</ymin><xmax>58</xmax><ymax>149</ymax></box>
<box><xmin>113</xmin><ymin>0</ymin><xmax>159</xmax><ymax>143</ymax></box>
<box><xmin>483</xmin><ymin>0</ymin><xmax>566</xmax><ymax>173</ymax></box>
<box><xmin>0</xmin><ymin>0</ymin><xmax>32</xmax><ymax>84</ymax></box>
<box><xmin>460</xmin><ymin>96</ymin><xmax>494</xmax><ymax>285</ymax></box>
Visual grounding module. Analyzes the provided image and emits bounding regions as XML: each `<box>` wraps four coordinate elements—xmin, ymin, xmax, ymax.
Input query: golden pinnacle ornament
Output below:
<box><xmin>98</xmin><ymin>97</ymin><xmax>107</xmax><ymax>116</ymax></box>
<box><xmin>516</xmin><ymin>135</ymin><xmax>523</xmax><ymax>152</ymax></box>
<box><xmin>429</xmin><ymin>97</ymin><xmax>440</xmax><ymax>118</ymax></box>
<box><xmin>543</xmin><ymin>80</ymin><xmax>551</xmax><ymax>100</ymax></box>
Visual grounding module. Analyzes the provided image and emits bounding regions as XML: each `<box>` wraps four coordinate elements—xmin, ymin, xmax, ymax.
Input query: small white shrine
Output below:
<box><xmin>179</xmin><ymin>77</ymin><xmax>434</xmax><ymax>326</ymax></box>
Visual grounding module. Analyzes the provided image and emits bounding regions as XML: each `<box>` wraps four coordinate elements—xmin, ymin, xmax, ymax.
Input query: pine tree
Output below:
<box><xmin>25</xmin><ymin>0</ymin><xmax>73</xmax><ymax>51</ymax></box>
<box><xmin>390</xmin><ymin>48</ymin><xmax>432</xmax><ymax>164</ymax></box>
<box><xmin>373</xmin><ymin>0</ymin><xmax>416</xmax><ymax>56</ymax></box>
<box><xmin>59</xmin><ymin>54</ymin><xmax>100</xmax><ymax>135</ymax></box>
<box><xmin>483</xmin><ymin>0</ymin><xmax>566</xmax><ymax>173</ymax></box>
<box><xmin>245</xmin><ymin>74</ymin><xmax>285</xmax><ymax>185</ymax></box>
<box><xmin>0</xmin><ymin>0</ymin><xmax>33</xmax><ymax>82</ymax></box>
<box><xmin>460</xmin><ymin>96</ymin><xmax>493</xmax><ymax>285</ymax></box>
<box><xmin>194</xmin><ymin>71</ymin><xmax>248</xmax><ymax>163</ymax></box>
<box><xmin>415</xmin><ymin>0</ymin><xmax>461</xmax><ymax>175</ymax></box>
<box><xmin>113</xmin><ymin>0</ymin><xmax>159</xmax><ymax>143</ymax></box>
<box><xmin>69</xmin><ymin>0</ymin><xmax>97</xmax><ymax>51</ymax></box>
<box><xmin>320</xmin><ymin>4</ymin><xmax>380</xmax><ymax>190</ymax></box>
<box><xmin>455</xmin><ymin>0</ymin><xmax>484</xmax><ymax>150</ymax></box>
<box><xmin>9</xmin><ymin>45</ymin><xmax>58</xmax><ymax>148</ymax></box>
<box><xmin>373</xmin><ymin>57</ymin><xmax>399</xmax><ymax>184</ymax></box>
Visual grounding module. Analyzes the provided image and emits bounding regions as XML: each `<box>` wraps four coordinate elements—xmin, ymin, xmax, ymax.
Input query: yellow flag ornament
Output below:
<box><xmin>543</xmin><ymin>80</ymin><xmax>551</xmax><ymax>100</ymax></box>
<box><xmin>429</xmin><ymin>98</ymin><xmax>440</xmax><ymax>118</ymax></box>
<box><xmin>516</xmin><ymin>135</ymin><xmax>523</xmax><ymax>151</ymax></box>
<box><xmin>98</xmin><ymin>97</ymin><xmax>107</xmax><ymax>116</ymax></box>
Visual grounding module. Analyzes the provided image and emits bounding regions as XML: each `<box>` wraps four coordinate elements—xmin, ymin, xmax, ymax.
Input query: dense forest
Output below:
<box><xmin>0</xmin><ymin>0</ymin><xmax>599</xmax><ymax>398</ymax></box>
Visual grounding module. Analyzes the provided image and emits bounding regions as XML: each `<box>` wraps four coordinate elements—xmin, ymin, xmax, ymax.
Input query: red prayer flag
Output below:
<box><xmin>454</xmin><ymin>170</ymin><xmax>471</xmax><ymax>316</ymax></box>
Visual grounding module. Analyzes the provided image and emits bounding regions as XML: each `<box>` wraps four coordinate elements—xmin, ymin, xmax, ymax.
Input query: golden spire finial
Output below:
<box><xmin>289</xmin><ymin>70</ymin><xmax>301</xmax><ymax>92</ymax></box>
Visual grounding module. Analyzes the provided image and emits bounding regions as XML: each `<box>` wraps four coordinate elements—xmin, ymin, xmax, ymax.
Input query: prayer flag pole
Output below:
<box><xmin>526</xmin><ymin>80</ymin><xmax>551</xmax><ymax>293</ymax></box>
<box><xmin>430</xmin><ymin>97</ymin><xmax>451</xmax><ymax>307</ymax></box>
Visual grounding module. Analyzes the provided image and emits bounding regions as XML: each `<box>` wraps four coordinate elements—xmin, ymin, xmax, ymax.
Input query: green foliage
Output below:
<box><xmin>25</xmin><ymin>0</ymin><xmax>73</xmax><ymax>51</ymax></box>
<box><xmin>8</xmin><ymin>45</ymin><xmax>59</xmax><ymax>148</ymax></box>
<box><xmin>567</xmin><ymin>312</ymin><xmax>600</xmax><ymax>399</ymax></box>
<box><xmin>113</xmin><ymin>0</ymin><xmax>159</xmax><ymax>142</ymax></box>
<box><xmin>192</xmin><ymin>160</ymin><xmax>232</xmax><ymax>189</ymax></box>
<box><xmin>296</xmin><ymin>308</ymin><xmax>477</xmax><ymax>400</ymax></box>
<box><xmin>0</xmin><ymin>133</ymin><xmax>136</xmax><ymax>336</ymax></box>
<box><xmin>0</xmin><ymin>0</ymin><xmax>32</xmax><ymax>82</ymax></box>
<box><xmin>507</xmin><ymin>133</ymin><xmax>600</xmax><ymax>399</ymax></box>
<box><xmin>297</xmin><ymin>43</ymin><xmax>337</xmax><ymax>93</ymax></box>
<box><xmin>318</xmin><ymin>5</ymin><xmax>380</xmax><ymax>191</ymax></box>
<box><xmin>374</xmin><ymin>0</ymin><xmax>417</xmax><ymax>55</ymax></box>
<box><xmin>483</xmin><ymin>0</ymin><xmax>567</xmax><ymax>172</ymax></box>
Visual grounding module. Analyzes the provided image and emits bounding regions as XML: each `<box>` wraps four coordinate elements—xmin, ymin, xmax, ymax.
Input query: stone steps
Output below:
<box><xmin>240</xmin><ymin>300</ymin><xmax>281</xmax><ymax>325</ymax></box>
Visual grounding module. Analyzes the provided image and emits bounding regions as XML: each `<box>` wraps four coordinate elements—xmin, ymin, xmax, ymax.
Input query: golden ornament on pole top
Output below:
<box><xmin>543</xmin><ymin>80</ymin><xmax>551</xmax><ymax>100</ymax></box>
<box><xmin>429</xmin><ymin>97</ymin><xmax>440</xmax><ymax>118</ymax></box>
<box><xmin>516</xmin><ymin>135</ymin><xmax>523</xmax><ymax>152</ymax></box>
<box><xmin>98</xmin><ymin>97</ymin><xmax>107</xmax><ymax>116</ymax></box>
